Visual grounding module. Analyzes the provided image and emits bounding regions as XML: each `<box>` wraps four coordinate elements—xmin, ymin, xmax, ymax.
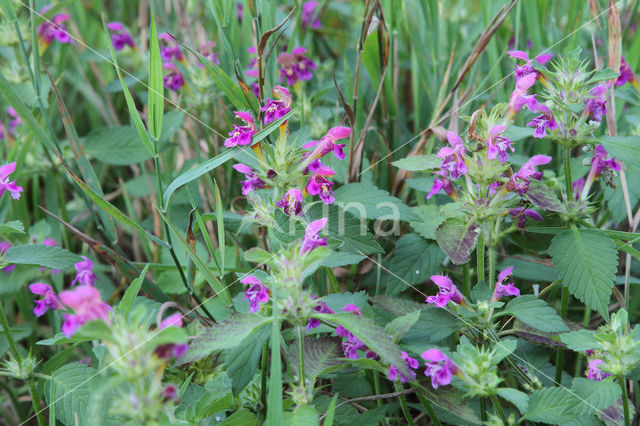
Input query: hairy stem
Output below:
<box><xmin>555</xmin><ymin>286</ymin><xmax>570</xmax><ymax>386</ymax></box>
<box><xmin>563</xmin><ymin>145</ymin><xmax>573</xmax><ymax>202</ymax></box>
<box><xmin>477</xmin><ymin>233</ymin><xmax>485</xmax><ymax>285</ymax></box>
<box><xmin>490</xmin><ymin>393</ymin><xmax>508</xmax><ymax>425</ymax></box>
<box><xmin>415</xmin><ymin>392</ymin><xmax>442</xmax><ymax>426</ymax></box>
<box><xmin>296</xmin><ymin>325</ymin><xmax>305</xmax><ymax>388</ymax></box>
<box><xmin>620</xmin><ymin>377</ymin><xmax>630</xmax><ymax>426</ymax></box>
<box><xmin>394</xmin><ymin>382</ymin><xmax>417</xmax><ymax>426</ymax></box>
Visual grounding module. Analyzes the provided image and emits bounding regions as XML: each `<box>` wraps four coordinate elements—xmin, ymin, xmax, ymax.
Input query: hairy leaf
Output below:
<box><xmin>571</xmin><ymin>378</ymin><xmax>621</xmax><ymax>416</ymax></box>
<box><xmin>334</xmin><ymin>183</ymin><xmax>418</xmax><ymax>221</ymax></box>
<box><xmin>5</xmin><ymin>244</ymin><xmax>82</xmax><ymax>269</ymax></box>
<box><xmin>287</xmin><ymin>336</ymin><xmax>344</xmax><ymax>379</ymax></box>
<box><xmin>524</xmin><ymin>387</ymin><xmax>580</xmax><ymax>424</ymax></box>
<box><xmin>504</xmin><ymin>295</ymin><xmax>568</xmax><ymax>333</ymax></box>
<box><xmin>82</xmin><ymin>126</ymin><xmax>152</xmax><ymax>165</ymax></box>
<box><xmin>392</xmin><ymin>154</ymin><xmax>441</xmax><ymax>172</ymax></box>
<box><xmin>435</xmin><ymin>219</ymin><xmax>480</xmax><ymax>265</ymax></box>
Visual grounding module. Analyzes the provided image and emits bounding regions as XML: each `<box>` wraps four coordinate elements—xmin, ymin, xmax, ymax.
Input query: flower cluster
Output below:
<box><xmin>301</xmin><ymin>1</ymin><xmax>322</xmax><ymax>30</ymax></box>
<box><xmin>241</xmin><ymin>276</ymin><xmax>270</xmax><ymax>312</ymax></box>
<box><xmin>0</xmin><ymin>162</ymin><xmax>23</xmax><ymax>201</ymax></box>
<box><xmin>159</xmin><ymin>33</ymin><xmax>185</xmax><ymax>91</ymax></box>
<box><xmin>277</xmin><ymin>47</ymin><xmax>317</xmax><ymax>86</ymax></box>
<box><xmin>107</xmin><ymin>22</ymin><xmax>135</xmax><ymax>51</ymax></box>
<box><xmin>37</xmin><ymin>5</ymin><xmax>73</xmax><ymax>48</ymax></box>
<box><xmin>225</xmin><ymin>111</ymin><xmax>257</xmax><ymax>148</ymax></box>
<box><xmin>422</xmin><ymin>348</ymin><xmax>458</xmax><ymax>389</ymax></box>
<box><xmin>426</xmin><ymin>275</ymin><xmax>463</xmax><ymax>308</ymax></box>
<box><xmin>491</xmin><ymin>266</ymin><xmax>520</xmax><ymax>301</ymax></box>
<box><xmin>334</xmin><ymin>304</ymin><xmax>378</xmax><ymax>360</ymax></box>
<box><xmin>388</xmin><ymin>351</ymin><xmax>419</xmax><ymax>383</ymax></box>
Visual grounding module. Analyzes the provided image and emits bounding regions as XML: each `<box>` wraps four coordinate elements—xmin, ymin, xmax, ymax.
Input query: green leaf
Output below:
<box><xmin>434</xmin><ymin>219</ymin><xmax>480</xmax><ymax>265</ymax></box>
<box><xmin>0</xmin><ymin>220</ymin><xmax>25</xmax><ymax>235</ymax></box>
<box><xmin>283</xmin><ymin>405</ymin><xmax>319</xmax><ymax>426</ymax></box>
<box><xmin>313</xmin><ymin>313</ymin><xmax>412</xmax><ymax>379</ymax></box>
<box><xmin>371</xmin><ymin>295</ymin><xmax>423</xmax><ymax>316</ymax></box>
<box><xmin>559</xmin><ymin>330</ymin><xmax>599</xmax><ymax>352</ymax></box>
<box><xmin>410</xmin><ymin>205</ymin><xmax>445</xmax><ymax>240</ymax></box>
<box><xmin>382</xmin><ymin>233</ymin><xmax>445</xmax><ymax>295</ymax></box>
<box><xmin>385</xmin><ymin>310</ymin><xmax>421</xmax><ymax>342</ymax></box>
<box><xmin>224</xmin><ymin>323</ymin><xmax>270</xmax><ymax>395</ymax></box>
<box><xmin>4</xmin><ymin>244</ymin><xmax>82</xmax><ymax>269</ymax></box>
<box><xmin>333</xmin><ymin>183</ymin><xmax>418</xmax><ymax>221</ymax></box>
<box><xmin>550</xmin><ymin>229</ymin><xmax>618</xmax><ymax>317</ymax></box>
<box><xmin>503</xmin><ymin>295</ymin><xmax>568</xmax><ymax>333</ymax></box>
<box><xmin>392</xmin><ymin>154</ymin><xmax>441</xmax><ymax>172</ymax></box>
<box><xmin>323</xmin><ymin>395</ymin><xmax>339</xmax><ymax>426</ymax></box>
<box><xmin>163</xmin><ymin>148</ymin><xmax>238</xmax><ymax>210</ymax></box>
<box><xmin>287</xmin><ymin>336</ymin><xmax>344</xmax><ymax>379</ymax></box>
<box><xmin>571</xmin><ymin>377</ymin><xmax>621</xmax><ymax>416</ymax></box>
<box><xmin>594</xmin><ymin>135</ymin><xmax>640</xmax><ymax>169</ymax></box>
<box><xmin>525</xmin><ymin>181</ymin><xmax>566</xmax><ymax>213</ymax></box>
<box><xmin>82</xmin><ymin>126</ymin><xmax>152</xmax><ymax>165</ymax></box>
<box><xmin>524</xmin><ymin>387</ymin><xmax>580</xmax><ymax>424</ymax></box>
<box><xmin>221</xmin><ymin>409</ymin><xmax>259</xmax><ymax>426</ymax></box>
<box><xmin>588</xmin><ymin>68</ymin><xmax>620</xmax><ymax>83</ymax></box>
<box><xmin>497</xmin><ymin>388</ymin><xmax>529</xmax><ymax>414</ymax></box>
<box><xmin>148</xmin><ymin>11</ymin><xmax>164</xmax><ymax>141</ymax></box>
<box><xmin>181</xmin><ymin>314</ymin><xmax>272</xmax><ymax>363</ymax></box>
<box><xmin>118</xmin><ymin>264</ymin><xmax>148</xmax><ymax>317</ymax></box>
<box><xmin>104</xmin><ymin>19</ymin><xmax>154</xmax><ymax>156</ymax></box>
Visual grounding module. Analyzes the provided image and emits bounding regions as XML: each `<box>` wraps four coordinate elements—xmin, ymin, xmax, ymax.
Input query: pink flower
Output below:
<box><xmin>155</xmin><ymin>312</ymin><xmax>188</xmax><ymax>359</ymax></box>
<box><xmin>162</xmin><ymin>63</ymin><xmax>185</xmax><ymax>91</ymax></box>
<box><xmin>59</xmin><ymin>285</ymin><xmax>111</xmax><ymax>337</ymax></box>
<box><xmin>301</xmin><ymin>1</ymin><xmax>322</xmax><ymax>29</ymax></box>
<box><xmin>232</xmin><ymin>163</ymin><xmax>265</xmax><ymax>195</ymax></box>
<box><xmin>107</xmin><ymin>22</ymin><xmax>135</xmax><ymax>50</ymax></box>
<box><xmin>590</xmin><ymin>145</ymin><xmax>620</xmax><ymax>178</ymax></box>
<box><xmin>241</xmin><ymin>276</ymin><xmax>270</xmax><ymax>312</ymax></box>
<box><xmin>437</xmin><ymin>131</ymin><xmax>468</xmax><ymax>179</ymax></box>
<box><xmin>506</xmin><ymin>155</ymin><xmax>552</xmax><ymax>194</ymax></box>
<box><xmin>486</xmin><ymin>125</ymin><xmax>513</xmax><ymax>163</ymax></box>
<box><xmin>161</xmin><ymin>385</ymin><xmax>178</xmax><ymax>402</ymax></box>
<box><xmin>200</xmin><ymin>41</ymin><xmax>220</xmax><ymax>66</ymax></box>
<box><xmin>306</xmin><ymin>297</ymin><xmax>334</xmax><ymax>330</ymax></box>
<box><xmin>584</xmin><ymin>85</ymin><xmax>607</xmax><ymax>122</ymax></box>
<box><xmin>292</xmin><ymin>47</ymin><xmax>317</xmax><ymax>81</ymax></box>
<box><xmin>615</xmin><ymin>57</ymin><xmax>636</xmax><ymax>86</ymax></box>
<box><xmin>426</xmin><ymin>275</ymin><xmax>463</xmax><ymax>307</ymax></box>
<box><xmin>508</xmin><ymin>207</ymin><xmax>542</xmax><ymax>228</ymax></box>
<box><xmin>303</xmin><ymin>126</ymin><xmax>351</xmax><ymax>161</ymax></box>
<box><xmin>427</xmin><ymin>172</ymin><xmax>456</xmax><ymax>200</ymax></box>
<box><xmin>0</xmin><ymin>162</ymin><xmax>23</xmax><ymax>200</ymax></box>
<box><xmin>587</xmin><ymin>358</ymin><xmax>611</xmax><ymax>381</ymax></box>
<box><xmin>225</xmin><ymin>111</ymin><xmax>257</xmax><ymax>147</ymax></box>
<box><xmin>421</xmin><ymin>348</ymin><xmax>458</xmax><ymax>389</ymax></box>
<box><xmin>71</xmin><ymin>256</ymin><xmax>97</xmax><ymax>286</ymax></box>
<box><xmin>527</xmin><ymin>105</ymin><xmax>557</xmax><ymax>138</ymax></box>
<box><xmin>158</xmin><ymin>32</ymin><xmax>184</xmax><ymax>62</ymax></box>
<box><xmin>276</xmin><ymin>188</ymin><xmax>304</xmax><ymax>216</ymax></box>
<box><xmin>305</xmin><ymin>159</ymin><xmax>336</xmax><ymax>204</ymax></box>
<box><xmin>388</xmin><ymin>351</ymin><xmax>419</xmax><ymax>383</ymax></box>
<box><xmin>29</xmin><ymin>283</ymin><xmax>63</xmax><ymax>317</ymax></box>
<box><xmin>278</xmin><ymin>53</ymin><xmax>298</xmax><ymax>85</ymax></box>
<box><xmin>491</xmin><ymin>266</ymin><xmax>520</xmax><ymax>301</ymax></box>
<box><xmin>261</xmin><ymin>86</ymin><xmax>292</xmax><ymax>124</ymax></box>
<box><xmin>37</xmin><ymin>8</ymin><xmax>73</xmax><ymax>45</ymax></box>
<box><xmin>299</xmin><ymin>218</ymin><xmax>328</xmax><ymax>255</ymax></box>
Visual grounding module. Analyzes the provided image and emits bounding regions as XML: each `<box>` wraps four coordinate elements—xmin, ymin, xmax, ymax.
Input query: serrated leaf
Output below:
<box><xmin>4</xmin><ymin>244</ymin><xmax>82</xmax><ymax>269</ymax></box>
<box><xmin>383</xmin><ymin>233</ymin><xmax>445</xmax><ymax>294</ymax></box>
<box><xmin>224</xmin><ymin>323</ymin><xmax>270</xmax><ymax>395</ymax></box>
<box><xmin>371</xmin><ymin>295</ymin><xmax>423</xmax><ymax>316</ymax></box>
<box><xmin>571</xmin><ymin>377</ymin><xmax>621</xmax><ymax>416</ymax></box>
<box><xmin>333</xmin><ymin>182</ymin><xmax>418</xmax><ymax>221</ymax></box>
<box><xmin>82</xmin><ymin>126</ymin><xmax>152</xmax><ymax>165</ymax></box>
<box><xmin>504</xmin><ymin>295</ymin><xmax>568</xmax><ymax>333</ymax></box>
<box><xmin>550</xmin><ymin>229</ymin><xmax>618</xmax><ymax>317</ymax></box>
<box><xmin>434</xmin><ymin>219</ymin><xmax>480</xmax><ymax>265</ymax></box>
<box><xmin>287</xmin><ymin>336</ymin><xmax>344</xmax><ymax>379</ymax></box>
<box><xmin>594</xmin><ymin>135</ymin><xmax>640</xmax><ymax>169</ymax></box>
<box><xmin>392</xmin><ymin>154</ymin><xmax>441</xmax><ymax>171</ymax></box>
<box><xmin>181</xmin><ymin>314</ymin><xmax>272</xmax><ymax>363</ymax></box>
<box><xmin>410</xmin><ymin>205</ymin><xmax>444</xmax><ymax>240</ymax></box>
<box><xmin>0</xmin><ymin>220</ymin><xmax>24</xmax><ymax>235</ymax></box>
<box><xmin>559</xmin><ymin>330</ymin><xmax>599</xmax><ymax>352</ymax></box>
<box><xmin>589</xmin><ymin>68</ymin><xmax>620</xmax><ymax>83</ymax></box>
<box><xmin>497</xmin><ymin>388</ymin><xmax>529</xmax><ymax>414</ymax></box>
<box><xmin>313</xmin><ymin>313</ymin><xmax>412</xmax><ymax>378</ymax></box>
<box><xmin>526</xmin><ymin>180</ymin><xmax>566</xmax><ymax>213</ymax></box>
<box><xmin>524</xmin><ymin>387</ymin><xmax>580</xmax><ymax>424</ymax></box>
<box><xmin>401</xmin><ymin>307</ymin><xmax>462</xmax><ymax>351</ymax></box>
<box><xmin>385</xmin><ymin>310</ymin><xmax>421</xmax><ymax>341</ymax></box>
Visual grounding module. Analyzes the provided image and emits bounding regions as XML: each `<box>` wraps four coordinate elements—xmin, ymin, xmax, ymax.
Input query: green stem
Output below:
<box><xmin>555</xmin><ymin>287</ymin><xmax>570</xmax><ymax>386</ymax></box>
<box><xmin>563</xmin><ymin>145</ymin><xmax>573</xmax><ymax>201</ymax></box>
<box><xmin>488</xmin><ymin>240</ymin><xmax>496</xmax><ymax>290</ymax></box>
<box><xmin>490</xmin><ymin>393</ymin><xmax>508</xmax><ymax>425</ymax></box>
<box><xmin>620</xmin><ymin>377</ymin><xmax>630</xmax><ymax>426</ymax></box>
<box><xmin>480</xmin><ymin>398</ymin><xmax>488</xmax><ymax>422</ymax></box>
<box><xmin>462</xmin><ymin>263</ymin><xmax>471</xmax><ymax>298</ymax></box>
<box><xmin>415</xmin><ymin>393</ymin><xmax>442</xmax><ymax>426</ymax></box>
<box><xmin>477</xmin><ymin>233</ymin><xmax>485</xmax><ymax>284</ymax></box>
<box><xmin>371</xmin><ymin>371</ymin><xmax>382</xmax><ymax>409</ymax></box>
<box><xmin>296</xmin><ymin>325</ymin><xmax>305</xmax><ymax>388</ymax></box>
<box><xmin>0</xmin><ymin>302</ymin><xmax>44</xmax><ymax>426</ymax></box>
<box><xmin>260</xmin><ymin>339</ymin><xmax>269</xmax><ymax>419</ymax></box>
<box><xmin>394</xmin><ymin>382</ymin><xmax>416</xmax><ymax>426</ymax></box>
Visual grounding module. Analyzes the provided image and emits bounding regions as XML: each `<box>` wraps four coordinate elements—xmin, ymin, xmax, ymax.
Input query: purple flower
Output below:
<box><xmin>421</xmin><ymin>348</ymin><xmax>458</xmax><ymax>389</ymax></box>
<box><xmin>486</xmin><ymin>125</ymin><xmax>513</xmax><ymax>163</ymax></box>
<box><xmin>305</xmin><ymin>160</ymin><xmax>336</xmax><ymax>204</ymax></box>
<box><xmin>335</xmin><ymin>305</ymin><xmax>365</xmax><ymax>359</ymax></box>
<box><xmin>232</xmin><ymin>163</ymin><xmax>265</xmax><ymax>195</ymax></box>
<box><xmin>491</xmin><ymin>266</ymin><xmax>520</xmax><ymax>301</ymax></box>
<box><xmin>506</xmin><ymin>155</ymin><xmax>552</xmax><ymax>194</ymax></box>
<box><xmin>0</xmin><ymin>241</ymin><xmax>15</xmax><ymax>273</ymax></box>
<box><xmin>306</xmin><ymin>297</ymin><xmax>334</xmax><ymax>330</ymax></box>
<box><xmin>107</xmin><ymin>22</ymin><xmax>135</xmax><ymax>50</ymax></box>
<box><xmin>29</xmin><ymin>283</ymin><xmax>63</xmax><ymax>317</ymax></box>
<box><xmin>527</xmin><ymin>105</ymin><xmax>557</xmax><ymax>138</ymax></box>
<box><xmin>299</xmin><ymin>218</ymin><xmax>328</xmax><ymax>255</ymax></box>
<box><xmin>590</xmin><ymin>145</ymin><xmax>620</xmax><ymax>178</ymax></box>
<box><xmin>59</xmin><ymin>285</ymin><xmax>111</xmax><ymax>338</ymax></box>
<box><xmin>158</xmin><ymin>32</ymin><xmax>184</xmax><ymax>62</ymax></box>
<box><xmin>426</xmin><ymin>275</ymin><xmax>463</xmax><ymax>307</ymax></box>
<box><xmin>162</xmin><ymin>63</ymin><xmax>185</xmax><ymax>91</ymax></box>
<box><xmin>237</xmin><ymin>2</ymin><xmax>243</xmax><ymax>22</ymax></box>
<box><xmin>225</xmin><ymin>111</ymin><xmax>257</xmax><ymax>147</ymax></box>
<box><xmin>71</xmin><ymin>256</ymin><xmax>97</xmax><ymax>286</ymax></box>
<box><xmin>572</xmin><ymin>178</ymin><xmax>585</xmax><ymax>199</ymax></box>
<box><xmin>8</xmin><ymin>107</ymin><xmax>22</xmax><ymax>134</ymax></box>
<box><xmin>437</xmin><ymin>131</ymin><xmax>468</xmax><ymax>179</ymax></box>
<box><xmin>292</xmin><ymin>47</ymin><xmax>317</xmax><ymax>81</ymax></box>
<box><xmin>615</xmin><ymin>57</ymin><xmax>636</xmax><ymax>86</ymax></box>
<box><xmin>155</xmin><ymin>313</ymin><xmax>188</xmax><ymax>359</ymax></box>
<box><xmin>508</xmin><ymin>72</ymin><xmax>539</xmax><ymax>114</ymax></box>
<box><xmin>0</xmin><ymin>162</ymin><xmax>23</xmax><ymax>200</ymax></box>
<box><xmin>37</xmin><ymin>8</ymin><xmax>73</xmax><ymax>46</ymax></box>
<box><xmin>508</xmin><ymin>207</ymin><xmax>542</xmax><ymax>228</ymax></box>
<box><xmin>303</xmin><ymin>126</ymin><xmax>351</xmax><ymax>161</ymax></box>
<box><xmin>246</xmin><ymin>46</ymin><xmax>259</xmax><ymax>78</ymax></box>
<box><xmin>276</xmin><ymin>188</ymin><xmax>304</xmax><ymax>216</ymax></box>
<box><xmin>277</xmin><ymin>47</ymin><xmax>317</xmax><ymax>85</ymax></box>
<box><xmin>200</xmin><ymin>41</ymin><xmax>220</xmax><ymax>66</ymax></box>
<box><xmin>251</xmin><ymin>83</ymin><xmax>260</xmax><ymax>97</ymax></box>
<box><xmin>261</xmin><ymin>86</ymin><xmax>292</xmax><ymax>124</ymax></box>
<box><xmin>388</xmin><ymin>351</ymin><xmax>419</xmax><ymax>383</ymax></box>
<box><xmin>426</xmin><ymin>172</ymin><xmax>456</xmax><ymax>200</ymax></box>
<box><xmin>241</xmin><ymin>276</ymin><xmax>270</xmax><ymax>312</ymax></box>
<box><xmin>301</xmin><ymin>1</ymin><xmax>322</xmax><ymax>29</ymax></box>
<box><xmin>587</xmin><ymin>358</ymin><xmax>611</xmax><ymax>381</ymax></box>
<box><xmin>584</xmin><ymin>85</ymin><xmax>607</xmax><ymax>122</ymax></box>
<box><xmin>161</xmin><ymin>385</ymin><xmax>178</xmax><ymax>402</ymax></box>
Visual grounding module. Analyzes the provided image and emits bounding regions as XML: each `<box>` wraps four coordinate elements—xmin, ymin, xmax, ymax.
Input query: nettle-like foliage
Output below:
<box><xmin>2</xmin><ymin>1</ymin><xmax>640</xmax><ymax>426</ymax></box>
